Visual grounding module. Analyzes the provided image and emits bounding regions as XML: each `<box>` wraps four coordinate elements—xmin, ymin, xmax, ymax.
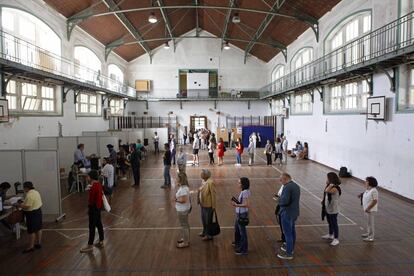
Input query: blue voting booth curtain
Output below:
<box><xmin>241</xmin><ymin>126</ymin><xmax>274</xmax><ymax>148</ymax></box>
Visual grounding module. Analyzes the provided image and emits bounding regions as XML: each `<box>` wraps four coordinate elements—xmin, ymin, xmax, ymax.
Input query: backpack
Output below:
<box><xmin>339</xmin><ymin>167</ymin><xmax>351</xmax><ymax>177</ymax></box>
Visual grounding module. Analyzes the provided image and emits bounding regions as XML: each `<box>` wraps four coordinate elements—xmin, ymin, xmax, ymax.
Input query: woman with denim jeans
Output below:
<box><xmin>232</xmin><ymin>177</ymin><xmax>251</xmax><ymax>255</ymax></box>
<box><xmin>322</xmin><ymin>172</ymin><xmax>341</xmax><ymax>246</ymax></box>
<box><xmin>235</xmin><ymin>138</ymin><xmax>243</xmax><ymax>166</ymax></box>
<box><xmin>175</xmin><ymin>172</ymin><xmax>191</xmax><ymax>248</ymax></box>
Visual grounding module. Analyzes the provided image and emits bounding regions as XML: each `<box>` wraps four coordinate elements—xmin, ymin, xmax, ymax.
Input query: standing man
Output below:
<box><xmin>177</xmin><ymin>147</ymin><xmax>187</xmax><ymax>173</ymax></box>
<box><xmin>129</xmin><ymin>144</ymin><xmax>140</xmax><ymax>187</ymax></box>
<box><xmin>161</xmin><ymin>143</ymin><xmax>172</xmax><ymax>189</ymax></box>
<box><xmin>282</xmin><ymin>136</ymin><xmax>289</xmax><ymax>165</ymax></box>
<box><xmin>192</xmin><ymin>135</ymin><xmax>200</xmax><ymax>166</ymax></box>
<box><xmin>153</xmin><ymin>132</ymin><xmax>160</xmax><ymax>155</ymax></box>
<box><xmin>183</xmin><ymin>129</ymin><xmax>188</xmax><ymax>145</ymax></box>
<box><xmin>170</xmin><ymin>134</ymin><xmax>176</xmax><ymax>166</ymax></box>
<box><xmin>107</xmin><ymin>144</ymin><xmax>117</xmax><ymax>186</ymax></box>
<box><xmin>277</xmin><ymin>173</ymin><xmax>300</xmax><ymax>260</ymax></box>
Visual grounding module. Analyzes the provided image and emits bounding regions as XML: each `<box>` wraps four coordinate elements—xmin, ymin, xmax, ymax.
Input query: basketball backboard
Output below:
<box><xmin>0</xmin><ymin>99</ymin><xmax>9</xmax><ymax>123</ymax></box>
<box><xmin>367</xmin><ymin>96</ymin><xmax>386</xmax><ymax>120</ymax></box>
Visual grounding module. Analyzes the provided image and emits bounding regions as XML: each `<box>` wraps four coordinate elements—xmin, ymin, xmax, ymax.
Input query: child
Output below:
<box><xmin>359</xmin><ymin>176</ymin><xmax>379</xmax><ymax>242</ymax></box>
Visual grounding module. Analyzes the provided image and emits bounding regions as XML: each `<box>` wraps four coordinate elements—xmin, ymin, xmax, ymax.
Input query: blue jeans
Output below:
<box><xmin>234</xmin><ymin>212</ymin><xmax>248</xmax><ymax>253</ymax></box>
<box><xmin>236</xmin><ymin>153</ymin><xmax>242</xmax><ymax>164</ymax></box>
<box><xmin>171</xmin><ymin>150</ymin><xmax>176</xmax><ymax>165</ymax></box>
<box><xmin>163</xmin><ymin>165</ymin><xmax>171</xmax><ymax>186</ymax></box>
<box><xmin>326</xmin><ymin>213</ymin><xmax>339</xmax><ymax>239</ymax></box>
<box><xmin>281</xmin><ymin>212</ymin><xmax>296</xmax><ymax>255</ymax></box>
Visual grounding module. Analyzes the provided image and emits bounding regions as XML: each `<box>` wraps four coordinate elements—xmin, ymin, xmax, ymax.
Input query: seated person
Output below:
<box><xmin>74</xmin><ymin>144</ymin><xmax>91</xmax><ymax>169</ymax></box>
<box><xmin>291</xmin><ymin>141</ymin><xmax>303</xmax><ymax>157</ymax></box>
<box><xmin>298</xmin><ymin>142</ymin><xmax>309</xmax><ymax>160</ymax></box>
<box><xmin>0</xmin><ymin>182</ymin><xmax>11</xmax><ymax>203</ymax></box>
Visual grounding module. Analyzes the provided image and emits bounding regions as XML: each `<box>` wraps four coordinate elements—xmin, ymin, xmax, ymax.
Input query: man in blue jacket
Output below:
<box><xmin>277</xmin><ymin>172</ymin><xmax>300</xmax><ymax>260</ymax></box>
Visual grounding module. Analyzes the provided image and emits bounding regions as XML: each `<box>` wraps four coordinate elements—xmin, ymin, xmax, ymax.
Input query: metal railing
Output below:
<box><xmin>261</xmin><ymin>11</ymin><xmax>414</xmax><ymax>98</ymax></box>
<box><xmin>109</xmin><ymin>115</ymin><xmax>178</xmax><ymax>135</ymax></box>
<box><xmin>0</xmin><ymin>29</ymin><xmax>136</xmax><ymax>98</ymax></box>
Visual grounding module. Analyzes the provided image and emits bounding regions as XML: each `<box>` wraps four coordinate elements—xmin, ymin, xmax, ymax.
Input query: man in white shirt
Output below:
<box><xmin>192</xmin><ymin>135</ymin><xmax>200</xmax><ymax>166</ymax></box>
<box><xmin>101</xmin><ymin>157</ymin><xmax>114</xmax><ymax>199</ymax></box>
<box><xmin>153</xmin><ymin>132</ymin><xmax>159</xmax><ymax>154</ymax></box>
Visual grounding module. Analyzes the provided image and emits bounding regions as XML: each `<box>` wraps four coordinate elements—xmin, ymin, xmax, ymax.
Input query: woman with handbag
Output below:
<box><xmin>321</xmin><ymin>172</ymin><xmax>341</xmax><ymax>246</ymax></box>
<box><xmin>17</xmin><ymin>181</ymin><xmax>43</xmax><ymax>254</ymax></box>
<box><xmin>80</xmin><ymin>170</ymin><xmax>104</xmax><ymax>253</ymax></box>
<box><xmin>198</xmin><ymin>169</ymin><xmax>216</xmax><ymax>241</ymax></box>
<box><xmin>175</xmin><ymin>172</ymin><xmax>191</xmax><ymax>248</ymax></box>
<box><xmin>216</xmin><ymin>138</ymin><xmax>225</xmax><ymax>166</ymax></box>
<box><xmin>231</xmin><ymin>177</ymin><xmax>251</xmax><ymax>255</ymax></box>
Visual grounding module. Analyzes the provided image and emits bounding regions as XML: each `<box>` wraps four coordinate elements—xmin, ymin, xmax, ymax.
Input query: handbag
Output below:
<box><xmin>102</xmin><ymin>194</ymin><xmax>111</xmax><ymax>212</ymax></box>
<box><xmin>207</xmin><ymin>209</ymin><xmax>221</xmax><ymax>236</ymax></box>
<box><xmin>6</xmin><ymin>208</ymin><xmax>24</xmax><ymax>224</ymax></box>
<box><xmin>237</xmin><ymin>196</ymin><xmax>249</xmax><ymax>226</ymax></box>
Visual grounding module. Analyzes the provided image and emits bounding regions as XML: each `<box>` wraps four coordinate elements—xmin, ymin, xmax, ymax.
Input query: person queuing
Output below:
<box><xmin>183</xmin><ymin>130</ymin><xmax>188</xmax><ymax>145</ymax></box>
<box><xmin>129</xmin><ymin>143</ymin><xmax>141</xmax><ymax>187</ymax></box>
<box><xmin>107</xmin><ymin>144</ymin><xmax>117</xmax><ymax>186</ymax></box>
<box><xmin>153</xmin><ymin>132</ymin><xmax>160</xmax><ymax>154</ymax></box>
<box><xmin>274</xmin><ymin>183</ymin><xmax>285</xmax><ymax>244</ymax></box>
<box><xmin>161</xmin><ymin>143</ymin><xmax>172</xmax><ymax>189</ymax></box>
<box><xmin>80</xmin><ymin>170</ymin><xmax>104</xmax><ymax>253</ymax></box>
<box><xmin>175</xmin><ymin>172</ymin><xmax>191</xmax><ymax>248</ymax></box>
<box><xmin>208</xmin><ymin>138</ymin><xmax>215</xmax><ymax>165</ymax></box>
<box><xmin>198</xmin><ymin>169</ymin><xmax>216</xmax><ymax>241</ymax></box>
<box><xmin>360</xmin><ymin>176</ymin><xmax>379</xmax><ymax>242</ymax></box>
<box><xmin>247</xmin><ymin>137</ymin><xmax>255</xmax><ymax>166</ymax></box>
<box><xmin>216</xmin><ymin>138</ymin><xmax>225</xmax><ymax>166</ymax></box>
<box><xmin>101</xmin><ymin>157</ymin><xmax>114</xmax><ymax>202</ymax></box>
<box><xmin>235</xmin><ymin>138</ymin><xmax>243</xmax><ymax>167</ymax></box>
<box><xmin>282</xmin><ymin>136</ymin><xmax>289</xmax><ymax>164</ymax></box>
<box><xmin>170</xmin><ymin>134</ymin><xmax>177</xmax><ymax>165</ymax></box>
<box><xmin>322</xmin><ymin>172</ymin><xmax>341</xmax><ymax>246</ymax></box>
<box><xmin>177</xmin><ymin>147</ymin><xmax>187</xmax><ymax>173</ymax></box>
<box><xmin>265</xmin><ymin>140</ymin><xmax>273</xmax><ymax>166</ymax></box>
<box><xmin>277</xmin><ymin>173</ymin><xmax>300</xmax><ymax>260</ymax></box>
<box><xmin>274</xmin><ymin>138</ymin><xmax>283</xmax><ymax>165</ymax></box>
<box><xmin>232</xmin><ymin>177</ymin><xmax>251</xmax><ymax>255</ymax></box>
<box><xmin>74</xmin><ymin>143</ymin><xmax>91</xmax><ymax>169</ymax></box>
<box><xmin>192</xmin><ymin>135</ymin><xmax>200</xmax><ymax>166</ymax></box>
<box><xmin>117</xmin><ymin>147</ymin><xmax>128</xmax><ymax>181</ymax></box>
<box><xmin>17</xmin><ymin>181</ymin><xmax>43</xmax><ymax>254</ymax></box>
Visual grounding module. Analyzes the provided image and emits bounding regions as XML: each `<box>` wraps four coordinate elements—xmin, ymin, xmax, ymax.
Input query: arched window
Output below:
<box><xmin>291</xmin><ymin>47</ymin><xmax>313</xmax><ymax>83</ymax></box>
<box><xmin>108</xmin><ymin>64</ymin><xmax>124</xmax><ymax>92</ymax></box>
<box><xmin>74</xmin><ymin>46</ymin><xmax>102</xmax><ymax>85</ymax></box>
<box><xmin>1</xmin><ymin>7</ymin><xmax>61</xmax><ymax>68</ymax></box>
<box><xmin>271</xmin><ymin>65</ymin><xmax>285</xmax><ymax>92</ymax></box>
<box><xmin>325</xmin><ymin>11</ymin><xmax>371</xmax><ymax>70</ymax></box>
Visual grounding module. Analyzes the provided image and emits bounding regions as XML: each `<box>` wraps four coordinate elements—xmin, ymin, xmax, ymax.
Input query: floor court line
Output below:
<box><xmin>255</xmin><ymin>154</ymin><xmax>358</xmax><ymax>226</ymax></box>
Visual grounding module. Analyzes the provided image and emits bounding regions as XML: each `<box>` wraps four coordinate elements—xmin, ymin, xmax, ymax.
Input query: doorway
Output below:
<box><xmin>190</xmin><ymin>116</ymin><xmax>207</xmax><ymax>131</ymax></box>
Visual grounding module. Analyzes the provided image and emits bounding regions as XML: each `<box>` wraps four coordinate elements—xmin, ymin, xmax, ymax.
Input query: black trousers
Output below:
<box><xmin>208</xmin><ymin>152</ymin><xmax>215</xmax><ymax>164</ymax></box>
<box><xmin>132</xmin><ymin>166</ymin><xmax>140</xmax><ymax>186</ymax></box>
<box><xmin>154</xmin><ymin>142</ymin><xmax>159</xmax><ymax>154</ymax></box>
<box><xmin>88</xmin><ymin>206</ymin><xmax>104</xmax><ymax>245</ymax></box>
<box><xmin>266</xmin><ymin>153</ymin><xmax>272</xmax><ymax>165</ymax></box>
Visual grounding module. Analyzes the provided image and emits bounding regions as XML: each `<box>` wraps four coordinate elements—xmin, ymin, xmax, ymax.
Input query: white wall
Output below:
<box><xmin>0</xmin><ymin>0</ymin><xmax>127</xmax><ymax>149</ymax></box>
<box><xmin>128</xmin><ymin>29</ymin><xmax>267</xmax><ymax>98</ymax></box>
<box><xmin>266</xmin><ymin>0</ymin><xmax>414</xmax><ymax>199</ymax></box>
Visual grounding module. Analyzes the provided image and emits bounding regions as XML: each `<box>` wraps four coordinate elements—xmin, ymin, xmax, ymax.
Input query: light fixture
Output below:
<box><xmin>122</xmin><ymin>97</ymin><xmax>129</xmax><ymax>101</ymax></box>
<box><xmin>232</xmin><ymin>13</ymin><xmax>240</xmax><ymax>24</ymax></box>
<box><xmin>96</xmin><ymin>91</ymin><xmax>106</xmax><ymax>95</ymax></box>
<box><xmin>164</xmin><ymin>41</ymin><xmax>170</xmax><ymax>49</ymax></box>
<box><xmin>148</xmin><ymin>12</ymin><xmax>158</xmax><ymax>23</ymax></box>
<box><xmin>223</xmin><ymin>41</ymin><xmax>230</xmax><ymax>50</ymax></box>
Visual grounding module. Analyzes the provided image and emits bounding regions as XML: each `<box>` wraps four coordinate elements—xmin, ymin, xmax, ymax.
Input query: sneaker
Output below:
<box><xmin>361</xmin><ymin>233</ymin><xmax>370</xmax><ymax>238</ymax></box>
<box><xmin>94</xmin><ymin>241</ymin><xmax>104</xmax><ymax>248</ymax></box>
<box><xmin>160</xmin><ymin>185</ymin><xmax>167</xmax><ymax>189</ymax></box>
<box><xmin>330</xmin><ymin>239</ymin><xmax>340</xmax><ymax>246</ymax></box>
<box><xmin>280</xmin><ymin>243</ymin><xmax>287</xmax><ymax>252</ymax></box>
<box><xmin>176</xmin><ymin>242</ymin><xmax>189</xmax><ymax>248</ymax></box>
<box><xmin>277</xmin><ymin>251</ymin><xmax>294</xmax><ymax>260</ymax></box>
<box><xmin>363</xmin><ymin>237</ymin><xmax>374</xmax><ymax>242</ymax></box>
<box><xmin>198</xmin><ymin>232</ymin><xmax>205</xmax><ymax>237</ymax></box>
<box><xmin>234</xmin><ymin>250</ymin><xmax>248</xmax><ymax>256</ymax></box>
<box><xmin>80</xmin><ymin>246</ymin><xmax>93</xmax><ymax>253</ymax></box>
<box><xmin>322</xmin><ymin>234</ymin><xmax>334</xmax><ymax>240</ymax></box>
<box><xmin>202</xmin><ymin>236</ymin><xmax>213</xmax><ymax>241</ymax></box>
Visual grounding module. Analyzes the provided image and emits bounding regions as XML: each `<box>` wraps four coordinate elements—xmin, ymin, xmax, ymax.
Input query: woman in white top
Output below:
<box><xmin>175</xmin><ymin>172</ymin><xmax>191</xmax><ymax>248</ymax></box>
<box><xmin>360</xmin><ymin>176</ymin><xmax>379</xmax><ymax>242</ymax></box>
<box><xmin>232</xmin><ymin>177</ymin><xmax>251</xmax><ymax>255</ymax></box>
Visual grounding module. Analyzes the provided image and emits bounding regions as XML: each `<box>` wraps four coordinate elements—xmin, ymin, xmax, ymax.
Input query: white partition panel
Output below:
<box><xmin>96</xmin><ymin>132</ymin><xmax>112</xmax><ymax>137</ymax></box>
<box><xmin>24</xmin><ymin>150</ymin><xmax>61</xmax><ymax>217</ymax></box>
<box><xmin>38</xmin><ymin>137</ymin><xmax>58</xmax><ymax>150</ymax></box>
<box><xmin>98</xmin><ymin>136</ymin><xmax>119</xmax><ymax>157</ymax></box>
<box><xmin>58</xmin><ymin>137</ymin><xmax>77</xmax><ymax>172</ymax></box>
<box><xmin>0</xmin><ymin>151</ymin><xmax>23</xmax><ymax>190</ymax></box>
<box><xmin>127</xmin><ymin>130</ymin><xmax>144</xmax><ymax>144</ymax></box>
<box><xmin>112</xmin><ymin>131</ymin><xmax>128</xmax><ymax>144</ymax></box>
<box><xmin>78</xmin><ymin>136</ymin><xmax>98</xmax><ymax>156</ymax></box>
<box><xmin>82</xmin><ymin>131</ymin><xmax>98</xmax><ymax>137</ymax></box>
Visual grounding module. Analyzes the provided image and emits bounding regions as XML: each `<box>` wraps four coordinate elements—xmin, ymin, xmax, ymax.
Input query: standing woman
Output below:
<box><xmin>208</xmin><ymin>138</ymin><xmax>215</xmax><ymax>165</ymax></box>
<box><xmin>235</xmin><ymin>138</ymin><xmax>243</xmax><ymax>166</ymax></box>
<box><xmin>217</xmin><ymin>138</ymin><xmax>225</xmax><ymax>166</ymax></box>
<box><xmin>232</xmin><ymin>177</ymin><xmax>251</xmax><ymax>255</ymax></box>
<box><xmin>18</xmin><ymin>182</ymin><xmax>43</xmax><ymax>253</ymax></box>
<box><xmin>265</xmin><ymin>140</ymin><xmax>273</xmax><ymax>166</ymax></box>
<box><xmin>175</xmin><ymin>172</ymin><xmax>191</xmax><ymax>248</ymax></box>
<box><xmin>80</xmin><ymin>170</ymin><xmax>104</xmax><ymax>253</ymax></box>
<box><xmin>360</xmin><ymin>176</ymin><xmax>379</xmax><ymax>242</ymax></box>
<box><xmin>198</xmin><ymin>169</ymin><xmax>216</xmax><ymax>241</ymax></box>
<box><xmin>177</xmin><ymin>147</ymin><xmax>187</xmax><ymax>173</ymax></box>
<box><xmin>247</xmin><ymin>138</ymin><xmax>255</xmax><ymax>166</ymax></box>
<box><xmin>322</xmin><ymin>172</ymin><xmax>341</xmax><ymax>246</ymax></box>
<box><xmin>274</xmin><ymin>138</ymin><xmax>283</xmax><ymax>165</ymax></box>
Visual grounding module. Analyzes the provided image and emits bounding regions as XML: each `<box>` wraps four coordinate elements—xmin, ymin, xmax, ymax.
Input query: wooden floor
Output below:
<box><xmin>1</xmin><ymin>146</ymin><xmax>414</xmax><ymax>275</ymax></box>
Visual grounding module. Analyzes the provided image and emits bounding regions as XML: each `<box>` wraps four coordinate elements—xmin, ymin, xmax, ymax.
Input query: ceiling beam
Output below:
<box><xmin>101</xmin><ymin>0</ymin><xmax>152</xmax><ymax>62</ymax></box>
<box><xmin>244</xmin><ymin>0</ymin><xmax>287</xmax><ymax>64</ymax></box>
<box><xmin>221</xmin><ymin>0</ymin><xmax>237</xmax><ymax>50</ymax></box>
<box><xmin>84</xmin><ymin>5</ymin><xmax>319</xmax><ymax>28</ymax></box>
<box><xmin>155</xmin><ymin>0</ymin><xmax>176</xmax><ymax>51</ymax></box>
<box><xmin>66</xmin><ymin>2</ymin><xmax>102</xmax><ymax>40</ymax></box>
<box><xmin>195</xmin><ymin>0</ymin><xmax>200</xmax><ymax>37</ymax></box>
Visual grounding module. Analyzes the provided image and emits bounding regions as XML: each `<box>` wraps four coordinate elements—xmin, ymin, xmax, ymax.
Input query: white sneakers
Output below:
<box><xmin>330</xmin><ymin>239</ymin><xmax>340</xmax><ymax>246</ymax></box>
<box><xmin>321</xmin><ymin>234</ymin><xmax>334</xmax><ymax>240</ymax></box>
